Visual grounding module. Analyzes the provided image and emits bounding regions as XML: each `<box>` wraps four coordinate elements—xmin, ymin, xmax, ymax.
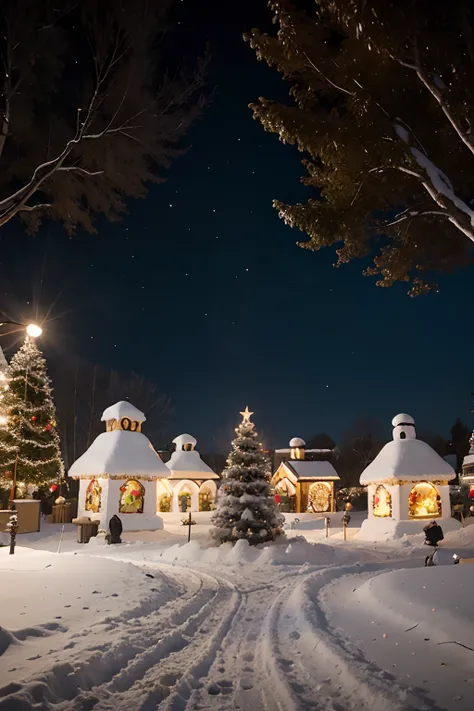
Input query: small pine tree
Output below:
<box><xmin>0</xmin><ymin>337</ymin><xmax>64</xmax><ymax>491</ymax></box>
<box><xmin>211</xmin><ymin>407</ymin><xmax>284</xmax><ymax>545</ymax></box>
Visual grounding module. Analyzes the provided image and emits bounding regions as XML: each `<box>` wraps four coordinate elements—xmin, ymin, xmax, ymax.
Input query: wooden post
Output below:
<box><xmin>8</xmin><ymin>508</ymin><xmax>18</xmax><ymax>555</ymax></box>
<box><xmin>9</xmin><ymin>453</ymin><xmax>18</xmax><ymax>501</ymax></box>
<box><xmin>343</xmin><ymin>519</ymin><xmax>347</xmax><ymax>541</ymax></box>
<box><xmin>325</xmin><ymin>516</ymin><xmax>330</xmax><ymax>538</ymax></box>
<box><xmin>188</xmin><ymin>511</ymin><xmax>192</xmax><ymax>542</ymax></box>
<box><xmin>57</xmin><ymin>524</ymin><xmax>65</xmax><ymax>554</ymax></box>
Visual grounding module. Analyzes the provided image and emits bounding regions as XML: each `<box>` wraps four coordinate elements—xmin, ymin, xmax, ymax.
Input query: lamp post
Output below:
<box><xmin>0</xmin><ymin>321</ymin><xmax>43</xmax><ymax>338</ymax></box>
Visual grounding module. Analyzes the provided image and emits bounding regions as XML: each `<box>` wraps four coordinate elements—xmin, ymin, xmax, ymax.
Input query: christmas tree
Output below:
<box><xmin>211</xmin><ymin>407</ymin><xmax>284</xmax><ymax>545</ymax></box>
<box><xmin>0</xmin><ymin>337</ymin><xmax>64</xmax><ymax>493</ymax></box>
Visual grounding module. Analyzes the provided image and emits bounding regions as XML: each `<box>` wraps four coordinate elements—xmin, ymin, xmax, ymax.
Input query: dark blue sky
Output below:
<box><xmin>0</xmin><ymin>0</ymin><xmax>473</xmax><ymax>451</ymax></box>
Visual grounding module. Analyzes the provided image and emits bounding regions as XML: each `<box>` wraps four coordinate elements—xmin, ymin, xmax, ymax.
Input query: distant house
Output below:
<box><xmin>271</xmin><ymin>437</ymin><xmax>340</xmax><ymax>513</ymax></box>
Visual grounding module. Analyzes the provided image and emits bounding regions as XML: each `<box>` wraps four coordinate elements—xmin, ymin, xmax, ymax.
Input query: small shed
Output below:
<box><xmin>359</xmin><ymin>413</ymin><xmax>460</xmax><ymax>539</ymax></box>
<box><xmin>69</xmin><ymin>401</ymin><xmax>168</xmax><ymax>531</ymax></box>
<box><xmin>271</xmin><ymin>437</ymin><xmax>340</xmax><ymax>513</ymax></box>
<box><xmin>158</xmin><ymin>434</ymin><xmax>219</xmax><ymax>512</ymax></box>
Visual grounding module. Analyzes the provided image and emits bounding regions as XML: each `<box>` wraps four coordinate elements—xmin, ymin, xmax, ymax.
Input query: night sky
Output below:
<box><xmin>0</xmin><ymin>0</ymin><xmax>473</xmax><ymax>452</ymax></box>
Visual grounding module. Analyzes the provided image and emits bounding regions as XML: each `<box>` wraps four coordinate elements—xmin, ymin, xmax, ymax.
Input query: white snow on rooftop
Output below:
<box><xmin>289</xmin><ymin>437</ymin><xmax>305</xmax><ymax>447</ymax></box>
<box><xmin>166</xmin><ymin>449</ymin><xmax>219</xmax><ymax>480</ymax></box>
<box><xmin>173</xmin><ymin>433</ymin><xmax>197</xmax><ymax>449</ymax></box>
<box><xmin>391</xmin><ymin>412</ymin><xmax>414</xmax><ymax>427</ymax></box>
<box><xmin>69</xmin><ymin>430</ymin><xmax>168</xmax><ymax>478</ymax></box>
<box><xmin>283</xmin><ymin>460</ymin><xmax>339</xmax><ymax>481</ymax></box>
<box><xmin>360</xmin><ymin>439</ymin><xmax>455</xmax><ymax>485</ymax></box>
<box><xmin>463</xmin><ymin>453</ymin><xmax>474</xmax><ymax>467</ymax></box>
<box><xmin>101</xmin><ymin>401</ymin><xmax>146</xmax><ymax>422</ymax></box>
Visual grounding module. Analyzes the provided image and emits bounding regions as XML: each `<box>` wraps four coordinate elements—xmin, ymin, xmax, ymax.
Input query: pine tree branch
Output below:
<box><xmin>392</xmin><ymin>41</ymin><xmax>474</xmax><ymax>158</ymax></box>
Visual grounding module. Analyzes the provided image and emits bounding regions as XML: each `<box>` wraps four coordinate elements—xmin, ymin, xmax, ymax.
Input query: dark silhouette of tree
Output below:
<box><xmin>449</xmin><ymin>418</ymin><xmax>471</xmax><ymax>472</ymax></box>
<box><xmin>337</xmin><ymin>418</ymin><xmax>386</xmax><ymax>487</ymax></box>
<box><xmin>0</xmin><ymin>0</ymin><xmax>207</xmax><ymax>234</ymax></box>
<box><xmin>53</xmin><ymin>358</ymin><xmax>171</xmax><ymax>469</ymax></box>
<box><xmin>305</xmin><ymin>433</ymin><xmax>336</xmax><ymax>450</ymax></box>
<box><xmin>245</xmin><ymin>0</ymin><xmax>474</xmax><ymax>295</ymax></box>
<box><xmin>418</xmin><ymin>431</ymin><xmax>448</xmax><ymax>457</ymax></box>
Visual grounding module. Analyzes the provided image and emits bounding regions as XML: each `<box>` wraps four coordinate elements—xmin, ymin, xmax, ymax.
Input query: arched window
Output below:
<box><xmin>119</xmin><ymin>479</ymin><xmax>145</xmax><ymax>514</ymax></box>
<box><xmin>85</xmin><ymin>479</ymin><xmax>102</xmax><ymax>513</ymax></box>
<box><xmin>373</xmin><ymin>485</ymin><xmax>392</xmax><ymax>518</ymax></box>
<box><xmin>199</xmin><ymin>487</ymin><xmax>213</xmax><ymax>511</ymax></box>
<box><xmin>159</xmin><ymin>493</ymin><xmax>171</xmax><ymax>512</ymax></box>
<box><xmin>307</xmin><ymin>482</ymin><xmax>332</xmax><ymax>513</ymax></box>
<box><xmin>409</xmin><ymin>482</ymin><xmax>440</xmax><ymax>518</ymax></box>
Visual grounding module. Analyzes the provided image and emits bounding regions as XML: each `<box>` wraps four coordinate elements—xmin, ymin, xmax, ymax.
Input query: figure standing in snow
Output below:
<box><xmin>108</xmin><ymin>515</ymin><xmax>123</xmax><ymax>544</ymax></box>
<box><xmin>423</xmin><ymin>520</ymin><xmax>444</xmax><ymax>547</ymax></box>
<box><xmin>180</xmin><ymin>494</ymin><xmax>188</xmax><ymax>513</ymax></box>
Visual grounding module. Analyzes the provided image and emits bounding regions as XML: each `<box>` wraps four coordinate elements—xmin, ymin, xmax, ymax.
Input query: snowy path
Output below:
<box><xmin>2</xmin><ymin>534</ymin><xmax>474</xmax><ymax>711</ymax></box>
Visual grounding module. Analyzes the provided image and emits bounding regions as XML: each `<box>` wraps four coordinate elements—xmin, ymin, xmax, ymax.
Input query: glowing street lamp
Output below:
<box><xmin>26</xmin><ymin>323</ymin><xmax>42</xmax><ymax>338</ymax></box>
<box><xmin>0</xmin><ymin>320</ymin><xmax>43</xmax><ymax>338</ymax></box>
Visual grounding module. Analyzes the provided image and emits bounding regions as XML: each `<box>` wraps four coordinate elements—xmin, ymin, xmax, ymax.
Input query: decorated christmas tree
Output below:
<box><xmin>211</xmin><ymin>407</ymin><xmax>284</xmax><ymax>545</ymax></box>
<box><xmin>0</xmin><ymin>337</ymin><xmax>64</xmax><ymax>493</ymax></box>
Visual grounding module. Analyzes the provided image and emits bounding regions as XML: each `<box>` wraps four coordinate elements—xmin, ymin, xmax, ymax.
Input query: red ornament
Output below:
<box><xmin>31</xmin><ymin>416</ymin><xmax>37</xmax><ymax>422</ymax></box>
<box><xmin>50</xmin><ymin>483</ymin><xmax>58</xmax><ymax>492</ymax></box>
<box><xmin>44</xmin><ymin>424</ymin><xmax>52</xmax><ymax>432</ymax></box>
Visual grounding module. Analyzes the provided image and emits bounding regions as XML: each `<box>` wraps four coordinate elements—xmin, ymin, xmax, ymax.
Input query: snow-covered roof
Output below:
<box><xmin>360</xmin><ymin>413</ymin><xmax>455</xmax><ymax>485</ymax></box>
<box><xmin>360</xmin><ymin>439</ymin><xmax>455</xmax><ymax>485</ymax></box>
<box><xmin>392</xmin><ymin>413</ymin><xmax>414</xmax><ymax>427</ymax></box>
<box><xmin>289</xmin><ymin>437</ymin><xmax>305</xmax><ymax>447</ymax></box>
<box><xmin>463</xmin><ymin>453</ymin><xmax>474</xmax><ymax>468</ymax></box>
<box><xmin>444</xmin><ymin>454</ymin><xmax>457</xmax><ymax>469</ymax></box>
<box><xmin>165</xmin><ymin>449</ymin><xmax>219</xmax><ymax>480</ymax></box>
<box><xmin>101</xmin><ymin>401</ymin><xmax>146</xmax><ymax>423</ymax></box>
<box><xmin>69</xmin><ymin>430</ymin><xmax>168</xmax><ymax>479</ymax></box>
<box><xmin>274</xmin><ymin>448</ymin><xmax>332</xmax><ymax>454</ymax></box>
<box><xmin>173</xmin><ymin>433</ymin><xmax>197</xmax><ymax>449</ymax></box>
<box><xmin>282</xmin><ymin>460</ymin><xmax>339</xmax><ymax>481</ymax></box>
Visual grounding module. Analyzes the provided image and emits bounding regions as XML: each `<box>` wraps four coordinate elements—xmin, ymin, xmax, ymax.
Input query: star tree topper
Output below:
<box><xmin>240</xmin><ymin>406</ymin><xmax>254</xmax><ymax>424</ymax></box>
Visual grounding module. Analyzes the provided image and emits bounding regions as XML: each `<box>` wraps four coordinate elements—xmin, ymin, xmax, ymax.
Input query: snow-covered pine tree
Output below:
<box><xmin>0</xmin><ymin>337</ymin><xmax>64</xmax><ymax>492</ymax></box>
<box><xmin>211</xmin><ymin>407</ymin><xmax>284</xmax><ymax>545</ymax></box>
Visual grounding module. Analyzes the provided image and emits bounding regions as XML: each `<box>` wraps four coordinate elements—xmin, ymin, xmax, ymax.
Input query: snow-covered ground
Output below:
<box><xmin>1</xmin><ymin>512</ymin><xmax>474</xmax><ymax>710</ymax></box>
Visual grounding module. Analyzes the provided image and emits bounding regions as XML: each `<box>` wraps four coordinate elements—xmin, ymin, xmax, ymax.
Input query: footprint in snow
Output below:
<box><xmin>242</xmin><ymin>653</ymin><xmax>254</xmax><ymax>662</ymax></box>
<box><xmin>207</xmin><ymin>683</ymin><xmax>221</xmax><ymax>695</ymax></box>
<box><xmin>240</xmin><ymin>679</ymin><xmax>254</xmax><ymax>690</ymax></box>
<box><xmin>160</xmin><ymin>673</ymin><xmax>180</xmax><ymax>686</ymax></box>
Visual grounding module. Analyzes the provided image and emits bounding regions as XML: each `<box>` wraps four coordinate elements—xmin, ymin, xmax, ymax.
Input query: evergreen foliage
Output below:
<box><xmin>0</xmin><ymin>338</ymin><xmax>64</xmax><ymax>490</ymax></box>
<box><xmin>245</xmin><ymin>0</ymin><xmax>474</xmax><ymax>295</ymax></box>
<box><xmin>211</xmin><ymin>409</ymin><xmax>284</xmax><ymax>545</ymax></box>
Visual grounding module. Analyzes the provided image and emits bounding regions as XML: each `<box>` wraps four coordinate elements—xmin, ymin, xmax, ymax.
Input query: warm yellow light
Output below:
<box><xmin>0</xmin><ymin>415</ymin><xmax>8</xmax><ymax>426</ymax></box>
<box><xmin>26</xmin><ymin>323</ymin><xmax>42</xmax><ymax>338</ymax></box>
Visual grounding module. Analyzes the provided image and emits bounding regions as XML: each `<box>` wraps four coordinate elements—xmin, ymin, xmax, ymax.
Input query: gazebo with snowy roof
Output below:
<box><xmin>271</xmin><ymin>437</ymin><xmax>340</xmax><ymax>513</ymax></box>
<box><xmin>157</xmin><ymin>434</ymin><xmax>219</xmax><ymax>513</ymax></box>
<box><xmin>69</xmin><ymin>401</ymin><xmax>169</xmax><ymax>531</ymax></box>
<box><xmin>358</xmin><ymin>413</ymin><xmax>460</xmax><ymax>540</ymax></box>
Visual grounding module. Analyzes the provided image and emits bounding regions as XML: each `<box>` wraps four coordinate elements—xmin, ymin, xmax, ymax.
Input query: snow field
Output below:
<box><xmin>2</xmin><ymin>518</ymin><xmax>474</xmax><ymax>710</ymax></box>
<box><xmin>320</xmin><ymin>564</ymin><xmax>474</xmax><ymax>711</ymax></box>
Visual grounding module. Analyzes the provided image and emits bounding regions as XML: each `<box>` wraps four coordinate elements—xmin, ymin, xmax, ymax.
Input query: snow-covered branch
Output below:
<box><xmin>394</xmin><ymin>43</ymin><xmax>474</xmax><ymax>158</ymax></box>
<box><xmin>394</xmin><ymin>123</ymin><xmax>474</xmax><ymax>243</ymax></box>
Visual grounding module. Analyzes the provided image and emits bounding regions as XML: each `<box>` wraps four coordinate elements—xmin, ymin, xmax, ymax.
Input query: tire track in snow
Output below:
<box><xmin>271</xmin><ymin>564</ymin><xmax>444</xmax><ymax>711</ymax></box>
<box><xmin>0</xmin><ymin>567</ymin><xmax>224</xmax><ymax>711</ymax></box>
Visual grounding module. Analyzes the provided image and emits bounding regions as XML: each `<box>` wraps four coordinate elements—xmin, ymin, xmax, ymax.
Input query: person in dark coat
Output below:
<box><xmin>423</xmin><ymin>520</ymin><xmax>444</xmax><ymax>547</ymax></box>
<box><xmin>108</xmin><ymin>515</ymin><xmax>123</xmax><ymax>544</ymax></box>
